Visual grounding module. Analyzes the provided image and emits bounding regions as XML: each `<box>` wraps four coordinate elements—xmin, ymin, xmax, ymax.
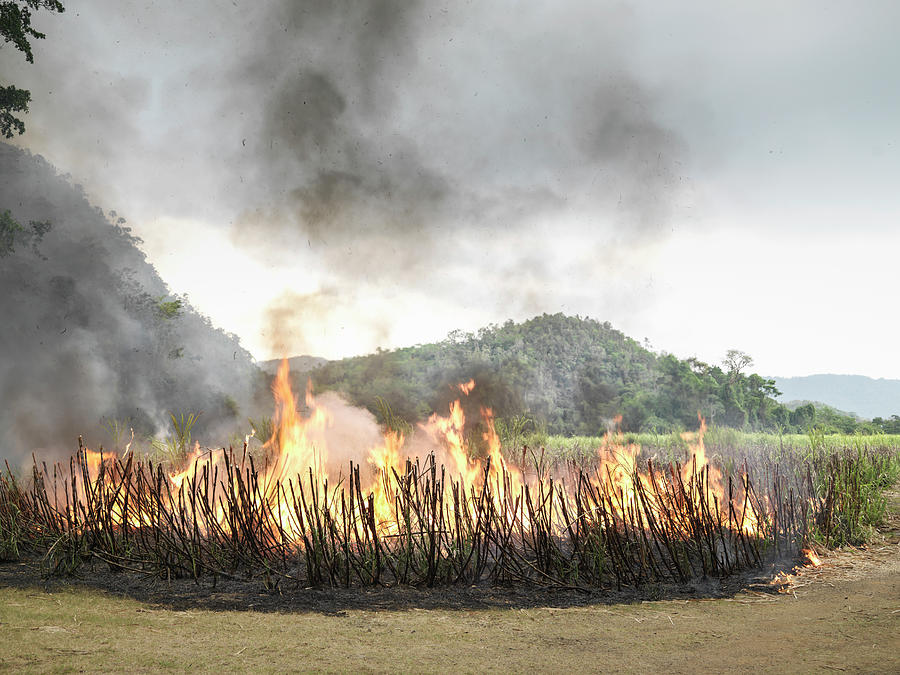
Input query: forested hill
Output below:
<box><xmin>0</xmin><ymin>143</ymin><xmax>262</xmax><ymax>458</ymax></box>
<box><xmin>307</xmin><ymin>314</ymin><xmax>874</xmax><ymax>435</ymax></box>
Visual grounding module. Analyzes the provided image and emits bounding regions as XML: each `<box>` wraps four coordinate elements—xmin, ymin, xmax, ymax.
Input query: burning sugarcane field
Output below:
<box><xmin>3</xmin><ymin>361</ymin><xmax>897</xmax><ymax>592</ymax></box>
<box><xmin>3</xmin><ymin>1</ymin><xmax>900</xmax><ymax>672</ymax></box>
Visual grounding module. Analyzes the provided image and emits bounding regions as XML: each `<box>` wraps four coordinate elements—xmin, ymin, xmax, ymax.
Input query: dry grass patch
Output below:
<box><xmin>1</xmin><ymin>562</ymin><xmax>898</xmax><ymax>675</ymax></box>
<box><xmin>2</xmin><ymin>487</ymin><xmax>897</xmax><ymax>674</ymax></box>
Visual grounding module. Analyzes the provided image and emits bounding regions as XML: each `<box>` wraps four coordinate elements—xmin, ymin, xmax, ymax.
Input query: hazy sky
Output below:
<box><xmin>6</xmin><ymin>1</ymin><xmax>900</xmax><ymax>377</ymax></box>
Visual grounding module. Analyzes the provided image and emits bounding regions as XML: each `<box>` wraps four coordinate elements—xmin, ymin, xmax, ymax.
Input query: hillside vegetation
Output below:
<box><xmin>0</xmin><ymin>143</ymin><xmax>264</xmax><ymax>457</ymax></box>
<box><xmin>308</xmin><ymin>314</ymin><xmax>892</xmax><ymax>435</ymax></box>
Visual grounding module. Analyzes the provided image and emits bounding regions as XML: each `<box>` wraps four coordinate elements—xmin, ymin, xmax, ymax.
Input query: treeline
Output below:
<box><xmin>864</xmin><ymin>414</ymin><xmax>900</xmax><ymax>434</ymax></box>
<box><xmin>308</xmin><ymin>313</ymin><xmax>886</xmax><ymax>435</ymax></box>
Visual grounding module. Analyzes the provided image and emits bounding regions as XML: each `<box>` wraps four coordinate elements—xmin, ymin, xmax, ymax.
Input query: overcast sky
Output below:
<box><xmin>6</xmin><ymin>1</ymin><xmax>900</xmax><ymax>378</ymax></box>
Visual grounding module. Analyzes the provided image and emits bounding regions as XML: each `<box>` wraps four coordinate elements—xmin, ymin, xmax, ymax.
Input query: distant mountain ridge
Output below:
<box><xmin>771</xmin><ymin>375</ymin><xmax>900</xmax><ymax>420</ymax></box>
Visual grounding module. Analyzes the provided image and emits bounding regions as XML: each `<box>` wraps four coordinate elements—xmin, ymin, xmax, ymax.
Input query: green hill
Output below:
<box><xmin>306</xmin><ymin>314</ymin><xmax>854</xmax><ymax>435</ymax></box>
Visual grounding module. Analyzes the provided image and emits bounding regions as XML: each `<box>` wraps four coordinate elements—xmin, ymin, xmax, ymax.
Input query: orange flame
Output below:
<box><xmin>60</xmin><ymin>365</ymin><xmax>777</xmax><ymax>550</ymax></box>
<box><xmin>368</xmin><ymin>429</ymin><xmax>405</xmax><ymax>529</ymax></box>
<box><xmin>264</xmin><ymin>360</ymin><xmax>331</xmax><ymax>483</ymax></box>
<box><xmin>802</xmin><ymin>548</ymin><xmax>822</xmax><ymax>567</ymax></box>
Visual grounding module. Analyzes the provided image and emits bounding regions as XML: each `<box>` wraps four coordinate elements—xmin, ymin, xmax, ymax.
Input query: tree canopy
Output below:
<box><xmin>304</xmin><ymin>314</ymin><xmax>888</xmax><ymax>436</ymax></box>
<box><xmin>0</xmin><ymin>0</ymin><xmax>65</xmax><ymax>138</ymax></box>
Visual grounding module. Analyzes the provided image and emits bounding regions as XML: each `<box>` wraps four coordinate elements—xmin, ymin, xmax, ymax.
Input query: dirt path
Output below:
<box><xmin>1</xmin><ymin>489</ymin><xmax>898</xmax><ymax>673</ymax></box>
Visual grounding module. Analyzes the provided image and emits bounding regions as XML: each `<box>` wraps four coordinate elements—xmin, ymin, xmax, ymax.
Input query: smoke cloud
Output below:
<box><xmin>0</xmin><ymin>144</ymin><xmax>261</xmax><ymax>464</ymax></box>
<box><xmin>3</xmin><ymin>0</ymin><xmax>686</xmax><ymax>358</ymax></box>
<box><xmin>229</xmin><ymin>1</ymin><xmax>683</xmax><ymax>334</ymax></box>
<box><xmin>305</xmin><ymin>390</ymin><xmax>385</xmax><ymax>483</ymax></box>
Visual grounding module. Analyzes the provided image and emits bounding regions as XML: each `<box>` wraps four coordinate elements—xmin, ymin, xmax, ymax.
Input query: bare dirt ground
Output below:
<box><xmin>0</xmin><ymin>488</ymin><xmax>897</xmax><ymax>673</ymax></box>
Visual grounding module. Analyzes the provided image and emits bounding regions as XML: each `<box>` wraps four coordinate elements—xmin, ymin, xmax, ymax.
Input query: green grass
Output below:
<box><xmin>808</xmin><ymin>447</ymin><xmax>900</xmax><ymax>547</ymax></box>
<box><xmin>147</xmin><ymin>411</ymin><xmax>202</xmax><ymax>465</ymax></box>
<box><xmin>527</xmin><ymin>429</ymin><xmax>900</xmax><ymax>463</ymax></box>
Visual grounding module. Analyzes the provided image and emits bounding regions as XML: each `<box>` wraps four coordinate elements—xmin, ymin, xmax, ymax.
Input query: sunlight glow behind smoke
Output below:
<box><xmin>5</xmin><ymin>0</ymin><xmax>900</xmax><ymax>378</ymax></box>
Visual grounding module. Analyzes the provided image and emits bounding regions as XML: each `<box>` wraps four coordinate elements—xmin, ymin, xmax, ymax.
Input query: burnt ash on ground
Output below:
<box><xmin>0</xmin><ymin>556</ymin><xmax>804</xmax><ymax>615</ymax></box>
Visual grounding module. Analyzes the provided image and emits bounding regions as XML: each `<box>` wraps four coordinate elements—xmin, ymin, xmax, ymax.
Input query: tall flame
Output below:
<box><xmin>62</xmin><ymin>362</ymin><xmax>769</xmax><ymax>548</ymax></box>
